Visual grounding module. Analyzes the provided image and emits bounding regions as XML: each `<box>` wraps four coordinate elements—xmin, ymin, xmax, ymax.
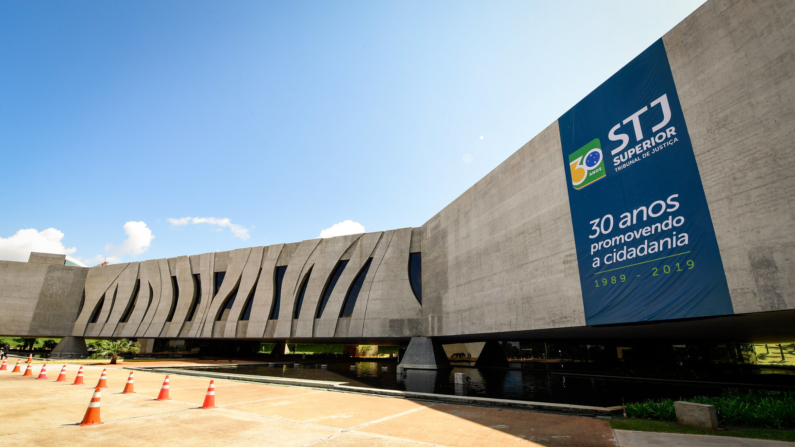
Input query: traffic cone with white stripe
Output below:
<box><xmin>12</xmin><ymin>360</ymin><xmax>21</xmax><ymax>373</ymax></box>
<box><xmin>96</xmin><ymin>369</ymin><xmax>108</xmax><ymax>388</ymax></box>
<box><xmin>73</xmin><ymin>366</ymin><xmax>84</xmax><ymax>385</ymax></box>
<box><xmin>27</xmin><ymin>354</ymin><xmax>33</xmax><ymax>363</ymax></box>
<box><xmin>78</xmin><ymin>387</ymin><xmax>104</xmax><ymax>426</ymax></box>
<box><xmin>23</xmin><ymin>362</ymin><xmax>33</xmax><ymax>376</ymax></box>
<box><xmin>200</xmin><ymin>380</ymin><xmax>217</xmax><ymax>409</ymax></box>
<box><xmin>156</xmin><ymin>375</ymin><xmax>170</xmax><ymax>401</ymax></box>
<box><xmin>0</xmin><ymin>358</ymin><xmax>7</xmax><ymax>371</ymax></box>
<box><xmin>55</xmin><ymin>365</ymin><xmax>67</xmax><ymax>382</ymax></box>
<box><xmin>122</xmin><ymin>372</ymin><xmax>135</xmax><ymax>394</ymax></box>
<box><xmin>37</xmin><ymin>364</ymin><xmax>48</xmax><ymax>379</ymax></box>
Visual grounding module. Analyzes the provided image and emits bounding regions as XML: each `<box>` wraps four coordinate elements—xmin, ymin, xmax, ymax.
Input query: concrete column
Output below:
<box><xmin>398</xmin><ymin>337</ymin><xmax>451</xmax><ymax>370</ymax></box>
<box><xmin>474</xmin><ymin>340</ymin><xmax>509</xmax><ymax>368</ymax></box>
<box><xmin>50</xmin><ymin>337</ymin><xmax>89</xmax><ymax>359</ymax></box>
<box><xmin>138</xmin><ymin>338</ymin><xmax>156</xmax><ymax>354</ymax></box>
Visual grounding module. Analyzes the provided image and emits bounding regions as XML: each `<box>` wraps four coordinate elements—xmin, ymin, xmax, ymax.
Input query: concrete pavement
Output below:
<box><xmin>2</xmin><ymin>362</ymin><xmax>617</xmax><ymax>446</ymax></box>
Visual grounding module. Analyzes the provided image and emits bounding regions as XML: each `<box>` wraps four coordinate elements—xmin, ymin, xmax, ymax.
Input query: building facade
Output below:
<box><xmin>1</xmin><ymin>0</ymin><xmax>794</xmax><ymax>359</ymax></box>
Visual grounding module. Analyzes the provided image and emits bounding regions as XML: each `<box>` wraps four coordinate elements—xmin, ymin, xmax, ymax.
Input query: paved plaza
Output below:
<box><xmin>2</xmin><ymin>361</ymin><xmax>617</xmax><ymax>447</ymax></box>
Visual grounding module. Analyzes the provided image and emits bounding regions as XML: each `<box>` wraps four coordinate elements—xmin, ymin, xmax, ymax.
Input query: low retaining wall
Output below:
<box><xmin>124</xmin><ymin>365</ymin><xmax>622</xmax><ymax>416</ymax></box>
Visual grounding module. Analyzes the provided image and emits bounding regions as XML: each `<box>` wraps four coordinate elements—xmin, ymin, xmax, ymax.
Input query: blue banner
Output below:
<box><xmin>558</xmin><ymin>39</ymin><xmax>733</xmax><ymax>325</ymax></box>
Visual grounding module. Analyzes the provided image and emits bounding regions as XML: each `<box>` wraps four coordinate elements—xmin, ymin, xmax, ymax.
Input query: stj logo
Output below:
<box><xmin>569</xmin><ymin>138</ymin><xmax>605</xmax><ymax>189</ymax></box>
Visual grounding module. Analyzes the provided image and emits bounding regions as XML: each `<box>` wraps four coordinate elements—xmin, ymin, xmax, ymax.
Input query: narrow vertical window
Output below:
<box><xmin>214</xmin><ymin>272</ymin><xmax>226</xmax><ymax>295</ymax></box>
<box><xmin>293</xmin><ymin>267</ymin><xmax>312</xmax><ymax>319</ymax></box>
<box><xmin>121</xmin><ymin>279</ymin><xmax>141</xmax><ymax>323</ymax></box>
<box><xmin>186</xmin><ymin>274</ymin><xmax>201</xmax><ymax>321</ymax></box>
<box><xmin>317</xmin><ymin>260</ymin><xmax>348</xmax><ymax>318</ymax></box>
<box><xmin>78</xmin><ymin>288</ymin><xmax>86</xmax><ymax>316</ymax></box>
<box><xmin>216</xmin><ymin>285</ymin><xmax>239</xmax><ymax>321</ymax></box>
<box><xmin>340</xmin><ymin>258</ymin><xmax>372</xmax><ymax>318</ymax></box>
<box><xmin>166</xmin><ymin>276</ymin><xmax>179</xmax><ymax>322</ymax></box>
<box><xmin>89</xmin><ymin>294</ymin><xmax>105</xmax><ymax>324</ymax></box>
<box><xmin>240</xmin><ymin>269</ymin><xmax>262</xmax><ymax>321</ymax></box>
<box><xmin>270</xmin><ymin>266</ymin><xmax>287</xmax><ymax>319</ymax></box>
<box><xmin>409</xmin><ymin>253</ymin><xmax>422</xmax><ymax>304</ymax></box>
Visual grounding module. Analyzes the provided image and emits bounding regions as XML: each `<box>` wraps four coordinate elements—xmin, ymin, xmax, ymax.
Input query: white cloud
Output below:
<box><xmin>463</xmin><ymin>153</ymin><xmax>474</xmax><ymax>164</ymax></box>
<box><xmin>105</xmin><ymin>221</ymin><xmax>154</xmax><ymax>257</ymax></box>
<box><xmin>0</xmin><ymin>228</ymin><xmax>77</xmax><ymax>262</ymax></box>
<box><xmin>168</xmin><ymin>216</ymin><xmax>250</xmax><ymax>240</ymax></box>
<box><xmin>319</xmin><ymin>220</ymin><xmax>365</xmax><ymax>238</ymax></box>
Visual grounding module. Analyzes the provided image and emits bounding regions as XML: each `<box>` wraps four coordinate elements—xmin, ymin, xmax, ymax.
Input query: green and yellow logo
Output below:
<box><xmin>569</xmin><ymin>138</ymin><xmax>606</xmax><ymax>190</ymax></box>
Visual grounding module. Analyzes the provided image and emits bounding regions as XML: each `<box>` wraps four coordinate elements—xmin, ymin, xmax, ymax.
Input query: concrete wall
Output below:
<box><xmin>70</xmin><ymin>231</ymin><xmax>423</xmax><ymax>341</ymax></box>
<box><xmin>0</xmin><ymin>261</ymin><xmax>86</xmax><ymax>337</ymax></box>
<box><xmin>664</xmin><ymin>0</ymin><xmax>795</xmax><ymax>314</ymax></box>
<box><xmin>1</xmin><ymin>0</ymin><xmax>793</xmax><ymax>343</ymax></box>
<box><xmin>420</xmin><ymin>0</ymin><xmax>795</xmax><ymax>338</ymax></box>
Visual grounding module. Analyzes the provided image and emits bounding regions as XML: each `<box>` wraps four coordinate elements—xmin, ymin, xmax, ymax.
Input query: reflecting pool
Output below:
<box><xmin>180</xmin><ymin>361</ymin><xmax>765</xmax><ymax>407</ymax></box>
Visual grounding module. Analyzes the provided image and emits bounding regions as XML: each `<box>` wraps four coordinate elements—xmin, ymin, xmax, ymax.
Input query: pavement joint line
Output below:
<box><xmin>214</xmin><ymin>406</ymin><xmax>345</xmax><ymax>433</ymax></box>
<box><xmin>217</xmin><ymin>390</ymin><xmax>326</xmax><ymax>407</ymax></box>
<box><xmin>344</xmin><ymin>404</ymin><xmax>435</xmax><ymax>432</ymax></box>
<box><xmin>339</xmin><ymin>430</ymin><xmax>451</xmax><ymax>447</ymax></box>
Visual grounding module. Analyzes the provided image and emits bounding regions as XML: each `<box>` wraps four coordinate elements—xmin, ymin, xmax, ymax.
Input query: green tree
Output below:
<box><xmin>96</xmin><ymin>339</ymin><xmax>140</xmax><ymax>364</ymax></box>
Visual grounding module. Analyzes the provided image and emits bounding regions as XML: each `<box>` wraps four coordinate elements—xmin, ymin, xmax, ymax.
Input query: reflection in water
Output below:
<box><xmin>189</xmin><ymin>361</ymin><xmax>755</xmax><ymax>407</ymax></box>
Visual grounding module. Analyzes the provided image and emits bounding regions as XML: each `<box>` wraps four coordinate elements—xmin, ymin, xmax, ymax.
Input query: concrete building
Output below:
<box><xmin>1</xmin><ymin>0</ymin><xmax>793</xmax><ymax>367</ymax></box>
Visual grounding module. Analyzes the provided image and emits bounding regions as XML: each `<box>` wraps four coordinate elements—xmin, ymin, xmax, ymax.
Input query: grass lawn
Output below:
<box><xmin>610</xmin><ymin>419</ymin><xmax>795</xmax><ymax>443</ymax></box>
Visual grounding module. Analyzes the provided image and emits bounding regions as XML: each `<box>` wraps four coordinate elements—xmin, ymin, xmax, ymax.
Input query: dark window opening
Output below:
<box><xmin>89</xmin><ymin>294</ymin><xmax>105</xmax><ymax>324</ymax></box>
<box><xmin>107</xmin><ymin>285</ymin><xmax>118</xmax><ymax>320</ymax></box>
<box><xmin>166</xmin><ymin>276</ymin><xmax>179</xmax><ymax>322</ymax></box>
<box><xmin>240</xmin><ymin>269</ymin><xmax>262</xmax><ymax>321</ymax></box>
<box><xmin>186</xmin><ymin>274</ymin><xmax>201</xmax><ymax>322</ymax></box>
<box><xmin>216</xmin><ymin>285</ymin><xmax>239</xmax><ymax>321</ymax></box>
<box><xmin>270</xmin><ymin>266</ymin><xmax>287</xmax><ymax>320</ymax></box>
<box><xmin>409</xmin><ymin>252</ymin><xmax>422</xmax><ymax>304</ymax></box>
<box><xmin>121</xmin><ymin>279</ymin><xmax>141</xmax><ymax>323</ymax></box>
<box><xmin>214</xmin><ymin>272</ymin><xmax>226</xmax><ymax>296</ymax></box>
<box><xmin>145</xmin><ymin>284</ymin><xmax>154</xmax><ymax>314</ymax></box>
<box><xmin>293</xmin><ymin>267</ymin><xmax>312</xmax><ymax>319</ymax></box>
<box><xmin>340</xmin><ymin>258</ymin><xmax>372</xmax><ymax>318</ymax></box>
<box><xmin>317</xmin><ymin>260</ymin><xmax>348</xmax><ymax>318</ymax></box>
<box><xmin>78</xmin><ymin>288</ymin><xmax>86</xmax><ymax>316</ymax></box>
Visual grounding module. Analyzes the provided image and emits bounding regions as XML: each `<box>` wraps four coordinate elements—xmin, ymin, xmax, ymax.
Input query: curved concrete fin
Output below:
<box><xmin>201</xmin><ymin>248</ymin><xmax>252</xmax><ymax>337</ymax></box>
<box><xmin>143</xmin><ymin>258</ymin><xmax>173</xmax><ymax>337</ymax></box>
<box><xmin>347</xmin><ymin>230</ymin><xmax>394</xmax><ymax>337</ymax></box>
<box><xmin>84</xmin><ymin>279</ymin><xmax>119</xmax><ymax>337</ymax></box>
<box><xmin>273</xmin><ymin>238</ymin><xmax>321</xmax><ymax>338</ymax></box>
<box><xmin>71</xmin><ymin>263</ymin><xmax>127</xmax><ymax>336</ymax></box>
<box><xmin>99</xmin><ymin>263</ymin><xmax>140</xmax><ymax>337</ymax></box>
<box><xmin>165</xmin><ymin>256</ymin><xmax>194</xmax><ymax>338</ymax></box>
<box><xmin>223</xmin><ymin>246</ymin><xmax>265</xmax><ymax>338</ymax></box>
<box><xmin>315</xmin><ymin>232</ymin><xmax>382</xmax><ymax>337</ymax></box>
<box><xmin>244</xmin><ymin>244</ymin><xmax>283</xmax><ymax>338</ymax></box>
<box><xmin>293</xmin><ymin>234</ymin><xmax>362</xmax><ymax>338</ymax></box>
<box><xmin>120</xmin><ymin>259</ymin><xmax>159</xmax><ymax>338</ymax></box>
<box><xmin>363</xmin><ymin>228</ymin><xmax>422</xmax><ymax>337</ymax></box>
<box><xmin>136</xmin><ymin>259</ymin><xmax>164</xmax><ymax>337</ymax></box>
<box><xmin>186</xmin><ymin>252</ymin><xmax>214</xmax><ymax>338</ymax></box>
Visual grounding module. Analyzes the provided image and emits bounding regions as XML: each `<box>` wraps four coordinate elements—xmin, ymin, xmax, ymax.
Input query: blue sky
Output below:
<box><xmin>0</xmin><ymin>0</ymin><xmax>706</xmax><ymax>265</ymax></box>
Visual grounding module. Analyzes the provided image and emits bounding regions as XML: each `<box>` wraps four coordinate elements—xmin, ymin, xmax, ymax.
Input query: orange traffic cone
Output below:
<box><xmin>37</xmin><ymin>364</ymin><xmax>48</xmax><ymax>380</ymax></box>
<box><xmin>12</xmin><ymin>360</ymin><xmax>21</xmax><ymax>373</ymax></box>
<box><xmin>0</xmin><ymin>358</ymin><xmax>7</xmax><ymax>371</ymax></box>
<box><xmin>27</xmin><ymin>353</ymin><xmax>33</xmax><ymax>363</ymax></box>
<box><xmin>96</xmin><ymin>369</ymin><xmax>108</xmax><ymax>388</ymax></box>
<box><xmin>55</xmin><ymin>365</ymin><xmax>67</xmax><ymax>382</ymax></box>
<box><xmin>200</xmin><ymin>380</ymin><xmax>217</xmax><ymax>409</ymax></box>
<box><xmin>73</xmin><ymin>366</ymin><xmax>85</xmax><ymax>385</ymax></box>
<box><xmin>156</xmin><ymin>375</ymin><xmax>171</xmax><ymax>401</ymax></box>
<box><xmin>78</xmin><ymin>387</ymin><xmax>104</xmax><ymax>426</ymax></box>
<box><xmin>22</xmin><ymin>363</ymin><xmax>33</xmax><ymax>376</ymax></box>
<box><xmin>122</xmin><ymin>372</ymin><xmax>135</xmax><ymax>394</ymax></box>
